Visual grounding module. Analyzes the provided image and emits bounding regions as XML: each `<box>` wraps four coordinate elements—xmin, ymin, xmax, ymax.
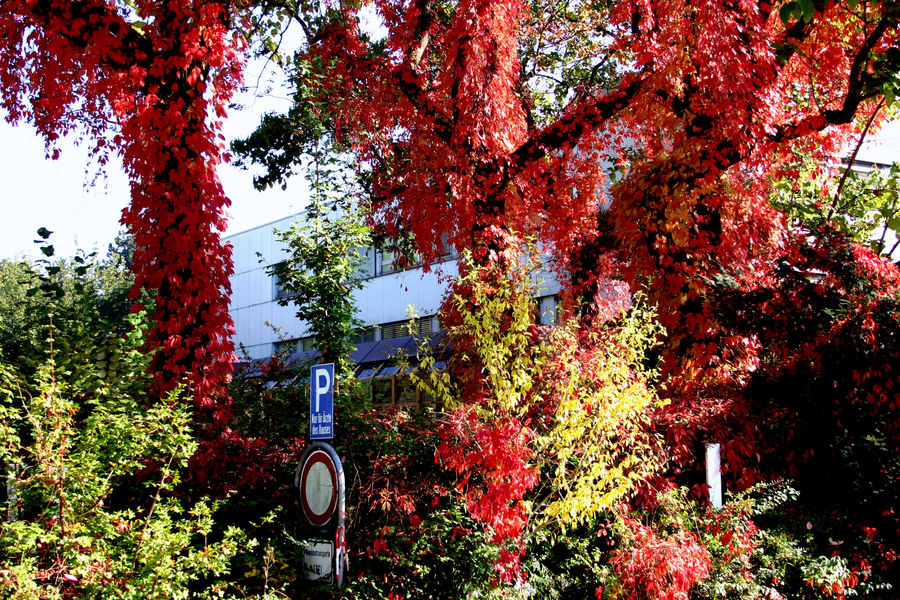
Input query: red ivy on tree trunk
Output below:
<box><xmin>0</xmin><ymin>0</ymin><xmax>246</xmax><ymax>415</ymax></box>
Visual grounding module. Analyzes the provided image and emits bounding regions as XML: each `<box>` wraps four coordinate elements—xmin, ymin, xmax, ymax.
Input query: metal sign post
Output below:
<box><xmin>296</xmin><ymin>363</ymin><xmax>347</xmax><ymax>588</ymax></box>
<box><xmin>295</xmin><ymin>442</ymin><xmax>347</xmax><ymax>588</ymax></box>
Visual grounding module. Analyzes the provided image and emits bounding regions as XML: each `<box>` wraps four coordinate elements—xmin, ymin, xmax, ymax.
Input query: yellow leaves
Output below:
<box><xmin>412</xmin><ymin>248</ymin><xmax>665</xmax><ymax>540</ymax></box>
<box><xmin>533</xmin><ymin>296</ymin><xmax>664</xmax><ymax>533</ymax></box>
<box><xmin>448</xmin><ymin>252</ymin><xmax>546</xmax><ymax>415</ymax></box>
<box><xmin>409</xmin><ymin>349</ymin><xmax>457</xmax><ymax>409</ymax></box>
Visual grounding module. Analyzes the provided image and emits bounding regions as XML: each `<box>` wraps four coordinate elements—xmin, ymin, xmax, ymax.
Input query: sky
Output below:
<box><xmin>0</xmin><ymin>60</ymin><xmax>308</xmax><ymax>261</ymax></box>
<box><xmin>1</xmin><ymin>85</ymin><xmax>899</xmax><ymax>260</ymax></box>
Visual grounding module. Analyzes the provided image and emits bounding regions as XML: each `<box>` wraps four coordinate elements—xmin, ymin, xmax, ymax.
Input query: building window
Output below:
<box><xmin>273</xmin><ymin>338</ymin><xmax>299</xmax><ymax>355</ymax></box>
<box><xmin>396</xmin><ymin>374</ymin><xmax>418</xmax><ymax>407</ymax></box>
<box><xmin>536</xmin><ymin>295</ymin><xmax>558</xmax><ymax>326</ymax></box>
<box><xmin>377</xmin><ymin>246</ymin><xmax>424</xmax><ymax>275</ymax></box>
<box><xmin>371</xmin><ymin>365</ymin><xmax>398</xmax><ymax>404</ymax></box>
<box><xmin>437</xmin><ymin>233</ymin><xmax>457</xmax><ymax>261</ymax></box>
<box><xmin>413</xmin><ymin>316</ymin><xmax>435</xmax><ymax>336</ymax></box>
<box><xmin>300</xmin><ymin>336</ymin><xmax>316</xmax><ymax>352</ymax></box>
<box><xmin>272</xmin><ymin>263</ymin><xmax>296</xmax><ymax>300</ymax></box>
<box><xmin>354</xmin><ymin>246</ymin><xmax>376</xmax><ymax>280</ymax></box>
<box><xmin>351</xmin><ymin>327</ymin><xmax>376</xmax><ymax>344</ymax></box>
<box><xmin>380</xmin><ymin>321</ymin><xmax>407</xmax><ymax>340</ymax></box>
<box><xmin>354</xmin><ymin>362</ymin><xmax>442</xmax><ymax>409</ymax></box>
<box><xmin>378</xmin><ymin>248</ymin><xmax>399</xmax><ymax>275</ymax></box>
<box><xmin>380</xmin><ymin>317</ymin><xmax>434</xmax><ymax>340</ymax></box>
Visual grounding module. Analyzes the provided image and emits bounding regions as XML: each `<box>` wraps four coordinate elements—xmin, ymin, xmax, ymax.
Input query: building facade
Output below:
<box><xmin>225</xmin><ymin>213</ymin><xmax>562</xmax><ymax>363</ymax></box>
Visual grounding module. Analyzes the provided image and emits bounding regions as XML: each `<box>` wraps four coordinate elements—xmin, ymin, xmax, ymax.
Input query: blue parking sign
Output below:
<box><xmin>310</xmin><ymin>363</ymin><xmax>335</xmax><ymax>440</ymax></box>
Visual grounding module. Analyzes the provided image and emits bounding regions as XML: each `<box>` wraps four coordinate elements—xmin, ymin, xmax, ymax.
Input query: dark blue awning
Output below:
<box><xmin>233</xmin><ymin>332</ymin><xmax>450</xmax><ymax>375</ymax></box>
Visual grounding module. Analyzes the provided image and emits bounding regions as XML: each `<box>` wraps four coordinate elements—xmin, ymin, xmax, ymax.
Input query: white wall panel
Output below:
<box><xmin>270</xmin><ymin>301</ymin><xmax>306</xmax><ymax>339</ymax></box>
<box><xmin>238</xmin><ymin>342</ymin><xmax>271</xmax><ymax>361</ymax></box>
<box><xmin>246</xmin><ymin>267</ymin><xmax>271</xmax><ymax>306</ymax></box>
<box><xmin>230</xmin><ymin>271</ymin><xmax>253</xmax><ymax>310</ymax></box>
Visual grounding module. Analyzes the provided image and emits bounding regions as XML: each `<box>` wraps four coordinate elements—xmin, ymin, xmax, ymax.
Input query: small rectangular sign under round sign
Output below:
<box><xmin>310</xmin><ymin>363</ymin><xmax>335</xmax><ymax>440</ymax></box>
<box><xmin>302</xmin><ymin>539</ymin><xmax>334</xmax><ymax>581</ymax></box>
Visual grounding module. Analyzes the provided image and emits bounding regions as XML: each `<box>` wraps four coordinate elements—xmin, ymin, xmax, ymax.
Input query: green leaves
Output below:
<box><xmin>231</xmin><ymin>52</ymin><xmax>344</xmax><ymax>192</ymax></box>
<box><xmin>867</xmin><ymin>47</ymin><xmax>900</xmax><ymax>107</ymax></box>
<box><xmin>0</xmin><ymin>305</ymin><xmax>247</xmax><ymax>598</ymax></box>
<box><xmin>0</xmin><ymin>232</ymin><xmax>135</xmax><ymax>371</ymax></box>
<box><xmin>770</xmin><ymin>154</ymin><xmax>900</xmax><ymax>258</ymax></box>
<box><xmin>272</xmin><ymin>193</ymin><xmax>371</xmax><ymax>377</ymax></box>
<box><xmin>779</xmin><ymin>0</ymin><xmax>816</xmax><ymax>25</ymax></box>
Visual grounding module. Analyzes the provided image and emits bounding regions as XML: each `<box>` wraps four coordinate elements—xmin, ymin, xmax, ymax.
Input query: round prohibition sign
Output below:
<box><xmin>299</xmin><ymin>449</ymin><xmax>338</xmax><ymax>526</ymax></box>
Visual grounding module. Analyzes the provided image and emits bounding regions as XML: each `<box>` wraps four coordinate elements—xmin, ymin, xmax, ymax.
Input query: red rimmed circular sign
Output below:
<box><xmin>299</xmin><ymin>449</ymin><xmax>338</xmax><ymax>526</ymax></box>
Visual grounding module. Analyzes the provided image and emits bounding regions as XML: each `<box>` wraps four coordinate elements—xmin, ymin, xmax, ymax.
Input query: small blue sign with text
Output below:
<box><xmin>310</xmin><ymin>363</ymin><xmax>335</xmax><ymax>440</ymax></box>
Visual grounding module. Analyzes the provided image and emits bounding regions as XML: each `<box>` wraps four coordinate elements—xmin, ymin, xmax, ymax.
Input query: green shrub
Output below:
<box><xmin>0</xmin><ymin>240</ymin><xmax>253</xmax><ymax>599</ymax></box>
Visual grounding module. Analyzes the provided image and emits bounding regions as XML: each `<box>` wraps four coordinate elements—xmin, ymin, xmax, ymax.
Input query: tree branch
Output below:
<box><xmin>408</xmin><ymin>0</ymin><xmax>436</xmax><ymax>70</ymax></box>
<box><xmin>829</xmin><ymin>98</ymin><xmax>885</xmax><ymax>220</ymax></box>
<box><xmin>29</xmin><ymin>0</ymin><xmax>155</xmax><ymax>71</ymax></box>
<box><xmin>773</xmin><ymin>8</ymin><xmax>897</xmax><ymax>143</ymax></box>
<box><xmin>507</xmin><ymin>75</ymin><xmax>644</xmax><ymax>178</ymax></box>
<box><xmin>822</xmin><ymin>11</ymin><xmax>893</xmax><ymax>125</ymax></box>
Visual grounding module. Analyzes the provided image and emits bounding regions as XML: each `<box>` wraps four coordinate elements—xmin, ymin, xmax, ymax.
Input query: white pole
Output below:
<box><xmin>705</xmin><ymin>443</ymin><xmax>723</xmax><ymax>509</ymax></box>
<box><xmin>7</xmin><ymin>464</ymin><xmax>18</xmax><ymax>522</ymax></box>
